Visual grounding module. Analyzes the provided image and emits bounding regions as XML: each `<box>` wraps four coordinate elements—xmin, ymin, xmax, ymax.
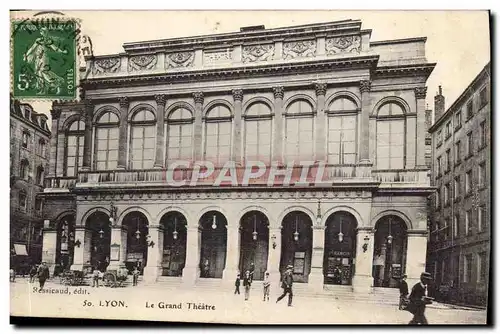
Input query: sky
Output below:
<box><xmin>15</xmin><ymin>10</ymin><xmax>490</xmax><ymax>123</ymax></box>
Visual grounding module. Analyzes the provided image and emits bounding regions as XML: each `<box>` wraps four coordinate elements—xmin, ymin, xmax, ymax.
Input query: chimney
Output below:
<box><xmin>434</xmin><ymin>85</ymin><xmax>445</xmax><ymax>122</ymax></box>
<box><xmin>425</xmin><ymin>107</ymin><xmax>432</xmax><ymax>133</ymax></box>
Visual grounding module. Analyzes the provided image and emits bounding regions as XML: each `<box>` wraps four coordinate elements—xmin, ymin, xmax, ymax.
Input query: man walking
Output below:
<box><xmin>29</xmin><ymin>265</ymin><xmax>38</xmax><ymax>283</ymax></box>
<box><xmin>132</xmin><ymin>266</ymin><xmax>140</xmax><ymax>286</ymax></box>
<box><xmin>234</xmin><ymin>272</ymin><xmax>241</xmax><ymax>295</ymax></box>
<box><xmin>243</xmin><ymin>270</ymin><xmax>252</xmax><ymax>301</ymax></box>
<box><xmin>92</xmin><ymin>267</ymin><xmax>101</xmax><ymax>288</ymax></box>
<box><xmin>37</xmin><ymin>262</ymin><xmax>49</xmax><ymax>290</ymax></box>
<box><xmin>263</xmin><ymin>272</ymin><xmax>271</xmax><ymax>301</ymax></box>
<box><xmin>399</xmin><ymin>275</ymin><xmax>409</xmax><ymax>310</ymax></box>
<box><xmin>408</xmin><ymin>272</ymin><xmax>433</xmax><ymax>325</ymax></box>
<box><xmin>276</xmin><ymin>265</ymin><xmax>294</xmax><ymax>307</ymax></box>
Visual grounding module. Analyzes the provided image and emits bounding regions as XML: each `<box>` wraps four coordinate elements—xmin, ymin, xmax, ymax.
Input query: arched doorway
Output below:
<box><xmin>323</xmin><ymin>211</ymin><xmax>358</xmax><ymax>285</ymax></box>
<box><xmin>372</xmin><ymin>215</ymin><xmax>408</xmax><ymax>288</ymax></box>
<box><xmin>239</xmin><ymin>211</ymin><xmax>269</xmax><ymax>281</ymax></box>
<box><xmin>122</xmin><ymin>212</ymin><xmax>149</xmax><ymax>274</ymax></box>
<box><xmin>85</xmin><ymin>211</ymin><xmax>111</xmax><ymax>272</ymax></box>
<box><xmin>280</xmin><ymin>211</ymin><xmax>313</xmax><ymax>283</ymax></box>
<box><xmin>160</xmin><ymin>211</ymin><xmax>187</xmax><ymax>277</ymax></box>
<box><xmin>199</xmin><ymin>211</ymin><xmax>227</xmax><ymax>279</ymax></box>
<box><xmin>55</xmin><ymin>215</ymin><xmax>76</xmax><ymax>273</ymax></box>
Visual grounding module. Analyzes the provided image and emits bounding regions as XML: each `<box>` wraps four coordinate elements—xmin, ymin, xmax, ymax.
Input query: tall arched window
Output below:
<box><xmin>20</xmin><ymin>159</ymin><xmax>29</xmax><ymax>180</ymax></box>
<box><xmin>18</xmin><ymin>189</ymin><xmax>27</xmax><ymax>210</ymax></box>
<box><xmin>36</xmin><ymin>166</ymin><xmax>44</xmax><ymax>186</ymax></box>
<box><xmin>244</xmin><ymin>102</ymin><xmax>273</xmax><ymax>164</ymax></box>
<box><xmin>285</xmin><ymin>99</ymin><xmax>314</xmax><ymax>163</ymax></box>
<box><xmin>94</xmin><ymin>111</ymin><xmax>119</xmax><ymax>170</ymax></box>
<box><xmin>327</xmin><ymin>97</ymin><xmax>358</xmax><ymax>164</ymax></box>
<box><xmin>204</xmin><ymin>105</ymin><xmax>232</xmax><ymax>165</ymax></box>
<box><xmin>130</xmin><ymin>109</ymin><xmax>156</xmax><ymax>169</ymax></box>
<box><xmin>376</xmin><ymin>102</ymin><xmax>406</xmax><ymax>169</ymax></box>
<box><xmin>65</xmin><ymin>119</ymin><xmax>85</xmax><ymax>177</ymax></box>
<box><xmin>166</xmin><ymin>107</ymin><xmax>193</xmax><ymax>162</ymax></box>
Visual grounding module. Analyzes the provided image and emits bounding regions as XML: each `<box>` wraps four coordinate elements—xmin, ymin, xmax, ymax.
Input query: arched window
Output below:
<box><xmin>36</xmin><ymin>166</ymin><xmax>44</xmax><ymax>186</ymax></box>
<box><xmin>327</xmin><ymin>97</ymin><xmax>358</xmax><ymax>164</ymax></box>
<box><xmin>20</xmin><ymin>159</ymin><xmax>29</xmax><ymax>180</ymax></box>
<box><xmin>65</xmin><ymin>119</ymin><xmax>85</xmax><ymax>177</ymax></box>
<box><xmin>244</xmin><ymin>102</ymin><xmax>273</xmax><ymax>164</ymax></box>
<box><xmin>166</xmin><ymin>107</ymin><xmax>193</xmax><ymax>162</ymax></box>
<box><xmin>285</xmin><ymin>99</ymin><xmax>314</xmax><ymax>163</ymax></box>
<box><xmin>38</xmin><ymin>139</ymin><xmax>47</xmax><ymax>157</ymax></box>
<box><xmin>94</xmin><ymin>111</ymin><xmax>119</xmax><ymax>170</ymax></box>
<box><xmin>18</xmin><ymin>190</ymin><xmax>27</xmax><ymax>210</ymax></box>
<box><xmin>130</xmin><ymin>109</ymin><xmax>156</xmax><ymax>169</ymax></box>
<box><xmin>204</xmin><ymin>105</ymin><xmax>232</xmax><ymax>165</ymax></box>
<box><xmin>376</xmin><ymin>102</ymin><xmax>406</xmax><ymax>169</ymax></box>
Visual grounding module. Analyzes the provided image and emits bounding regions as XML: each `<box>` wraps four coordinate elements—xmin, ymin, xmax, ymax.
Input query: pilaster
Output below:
<box><xmin>315</xmin><ymin>83</ymin><xmax>327</xmax><ymax>162</ymax></box>
<box><xmin>107</xmin><ymin>225</ymin><xmax>128</xmax><ymax>271</ymax></box>
<box><xmin>154</xmin><ymin>95</ymin><xmax>167</xmax><ymax>168</ymax></box>
<box><xmin>267</xmin><ymin>227</ymin><xmax>282</xmax><ymax>285</ymax></box>
<box><xmin>117</xmin><ymin>97</ymin><xmax>129</xmax><ymax>169</ymax></box>
<box><xmin>359</xmin><ymin>80</ymin><xmax>372</xmax><ymax>165</ymax></box>
<box><xmin>405</xmin><ymin>232</ymin><xmax>428</xmax><ymax>288</ymax></box>
<box><xmin>415</xmin><ymin>87</ymin><xmax>428</xmax><ymax>168</ymax></box>
<box><xmin>352</xmin><ymin>228</ymin><xmax>375</xmax><ymax>293</ymax></box>
<box><xmin>193</xmin><ymin>92</ymin><xmax>204</xmax><ymax>161</ymax></box>
<box><xmin>222</xmin><ymin>225</ymin><xmax>241</xmax><ymax>284</ymax></box>
<box><xmin>309</xmin><ymin>225</ymin><xmax>325</xmax><ymax>292</ymax></box>
<box><xmin>272</xmin><ymin>87</ymin><xmax>284</xmax><ymax>163</ymax></box>
<box><xmin>182</xmin><ymin>225</ymin><xmax>201</xmax><ymax>286</ymax></box>
<box><xmin>144</xmin><ymin>225</ymin><xmax>164</xmax><ymax>283</ymax></box>
<box><xmin>48</xmin><ymin>109</ymin><xmax>61</xmax><ymax>177</ymax></box>
<box><xmin>232</xmin><ymin>89</ymin><xmax>243</xmax><ymax>164</ymax></box>
<box><xmin>81</xmin><ymin>100</ymin><xmax>94</xmax><ymax>170</ymax></box>
<box><xmin>41</xmin><ymin>228</ymin><xmax>57</xmax><ymax>274</ymax></box>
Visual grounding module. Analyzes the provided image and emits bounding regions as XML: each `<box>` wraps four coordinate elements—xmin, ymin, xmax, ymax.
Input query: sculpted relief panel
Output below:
<box><xmin>203</xmin><ymin>49</ymin><xmax>233</xmax><ymax>65</ymax></box>
<box><xmin>283</xmin><ymin>40</ymin><xmax>316</xmax><ymax>60</ymax></box>
<box><xmin>166</xmin><ymin>52</ymin><xmax>195</xmax><ymax>69</ymax></box>
<box><xmin>325</xmin><ymin>35</ymin><xmax>361</xmax><ymax>55</ymax></box>
<box><xmin>242</xmin><ymin>44</ymin><xmax>275</xmax><ymax>63</ymax></box>
<box><xmin>92</xmin><ymin>57</ymin><xmax>121</xmax><ymax>75</ymax></box>
<box><xmin>128</xmin><ymin>54</ymin><xmax>157</xmax><ymax>72</ymax></box>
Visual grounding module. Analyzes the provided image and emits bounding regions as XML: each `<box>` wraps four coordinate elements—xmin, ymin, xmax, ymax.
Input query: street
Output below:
<box><xmin>10</xmin><ymin>278</ymin><xmax>487</xmax><ymax>325</ymax></box>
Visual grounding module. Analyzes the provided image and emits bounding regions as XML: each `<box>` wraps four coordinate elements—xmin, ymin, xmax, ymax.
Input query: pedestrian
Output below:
<box><xmin>132</xmin><ymin>267</ymin><xmax>140</xmax><ymax>286</ymax></box>
<box><xmin>243</xmin><ymin>270</ymin><xmax>252</xmax><ymax>301</ymax></box>
<box><xmin>249</xmin><ymin>262</ymin><xmax>255</xmax><ymax>283</ymax></box>
<box><xmin>92</xmin><ymin>267</ymin><xmax>101</xmax><ymax>288</ymax></box>
<box><xmin>263</xmin><ymin>272</ymin><xmax>271</xmax><ymax>301</ymax></box>
<box><xmin>407</xmin><ymin>272</ymin><xmax>434</xmax><ymax>325</ymax></box>
<box><xmin>234</xmin><ymin>272</ymin><xmax>241</xmax><ymax>295</ymax></box>
<box><xmin>276</xmin><ymin>264</ymin><xmax>294</xmax><ymax>307</ymax></box>
<box><xmin>29</xmin><ymin>265</ymin><xmax>37</xmax><ymax>283</ymax></box>
<box><xmin>399</xmin><ymin>274</ymin><xmax>409</xmax><ymax>310</ymax></box>
<box><xmin>37</xmin><ymin>262</ymin><xmax>49</xmax><ymax>290</ymax></box>
<box><xmin>203</xmin><ymin>259</ymin><xmax>210</xmax><ymax>278</ymax></box>
<box><xmin>9</xmin><ymin>268</ymin><xmax>15</xmax><ymax>282</ymax></box>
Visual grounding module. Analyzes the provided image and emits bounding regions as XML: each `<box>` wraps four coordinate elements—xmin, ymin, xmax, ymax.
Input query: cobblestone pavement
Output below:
<box><xmin>10</xmin><ymin>278</ymin><xmax>487</xmax><ymax>325</ymax></box>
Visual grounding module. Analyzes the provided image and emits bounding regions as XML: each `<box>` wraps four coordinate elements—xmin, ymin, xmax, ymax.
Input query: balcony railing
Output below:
<box><xmin>44</xmin><ymin>177</ymin><xmax>77</xmax><ymax>191</ymax></box>
<box><xmin>372</xmin><ymin>169</ymin><xmax>430</xmax><ymax>186</ymax></box>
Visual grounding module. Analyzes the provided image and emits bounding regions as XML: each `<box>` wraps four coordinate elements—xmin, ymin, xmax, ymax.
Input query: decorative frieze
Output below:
<box><xmin>203</xmin><ymin>49</ymin><xmax>232</xmax><ymax>65</ymax></box>
<box><xmin>325</xmin><ymin>35</ymin><xmax>361</xmax><ymax>55</ymax></box>
<box><xmin>242</xmin><ymin>44</ymin><xmax>275</xmax><ymax>63</ymax></box>
<box><xmin>92</xmin><ymin>57</ymin><xmax>121</xmax><ymax>75</ymax></box>
<box><xmin>128</xmin><ymin>54</ymin><xmax>157</xmax><ymax>72</ymax></box>
<box><xmin>283</xmin><ymin>40</ymin><xmax>316</xmax><ymax>60</ymax></box>
<box><xmin>166</xmin><ymin>52</ymin><xmax>195</xmax><ymax>69</ymax></box>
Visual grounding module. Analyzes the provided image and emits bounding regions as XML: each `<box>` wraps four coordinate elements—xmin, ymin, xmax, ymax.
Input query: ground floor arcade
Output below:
<box><xmin>41</xmin><ymin>189</ymin><xmax>429</xmax><ymax>292</ymax></box>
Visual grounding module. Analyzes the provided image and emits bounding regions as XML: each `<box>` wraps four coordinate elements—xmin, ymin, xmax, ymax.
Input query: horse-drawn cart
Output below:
<box><xmin>102</xmin><ymin>268</ymin><xmax>128</xmax><ymax>288</ymax></box>
<box><xmin>60</xmin><ymin>264</ymin><xmax>92</xmax><ymax>286</ymax></box>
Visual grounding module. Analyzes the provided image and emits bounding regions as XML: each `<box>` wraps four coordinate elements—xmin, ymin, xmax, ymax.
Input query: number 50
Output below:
<box><xmin>17</xmin><ymin>74</ymin><xmax>29</xmax><ymax>91</ymax></box>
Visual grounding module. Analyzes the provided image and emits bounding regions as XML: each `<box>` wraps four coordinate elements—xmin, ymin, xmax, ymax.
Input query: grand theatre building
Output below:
<box><xmin>41</xmin><ymin>19</ymin><xmax>435</xmax><ymax>292</ymax></box>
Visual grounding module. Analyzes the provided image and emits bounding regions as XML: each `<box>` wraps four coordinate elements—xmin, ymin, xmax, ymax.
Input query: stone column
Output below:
<box><xmin>232</xmin><ymin>89</ymin><xmax>243</xmax><ymax>164</ymax></box>
<box><xmin>309</xmin><ymin>225</ymin><xmax>325</xmax><ymax>292</ymax></box>
<box><xmin>405</xmin><ymin>232</ymin><xmax>428</xmax><ymax>288</ymax></box>
<box><xmin>48</xmin><ymin>109</ymin><xmax>61</xmax><ymax>176</ymax></box>
<box><xmin>182</xmin><ymin>225</ymin><xmax>201</xmax><ymax>286</ymax></box>
<box><xmin>222</xmin><ymin>225</ymin><xmax>241</xmax><ymax>284</ymax></box>
<box><xmin>272</xmin><ymin>87</ymin><xmax>284</xmax><ymax>163</ymax></box>
<box><xmin>107</xmin><ymin>225</ymin><xmax>128</xmax><ymax>271</ymax></box>
<box><xmin>267</xmin><ymin>227</ymin><xmax>282</xmax><ymax>285</ymax></box>
<box><xmin>314</xmin><ymin>83</ymin><xmax>327</xmax><ymax>162</ymax></box>
<box><xmin>82</xmin><ymin>99</ymin><xmax>94</xmax><ymax>170</ymax></box>
<box><xmin>144</xmin><ymin>225</ymin><xmax>164</xmax><ymax>283</ymax></box>
<box><xmin>415</xmin><ymin>87</ymin><xmax>428</xmax><ymax>168</ymax></box>
<box><xmin>41</xmin><ymin>226</ymin><xmax>57</xmax><ymax>274</ymax></box>
<box><xmin>359</xmin><ymin>80</ymin><xmax>372</xmax><ymax>164</ymax></box>
<box><xmin>72</xmin><ymin>226</ymin><xmax>91</xmax><ymax>270</ymax></box>
<box><xmin>193</xmin><ymin>92</ymin><xmax>204</xmax><ymax>161</ymax></box>
<box><xmin>117</xmin><ymin>97</ymin><xmax>129</xmax><ymax>169</ymax></box>
<box><xmin>352</xmin><ymin>228</ymin><xmax>375</xmax><ymax>293</ymax></box>
<box><xmin>154</xmin><ymin>95</ymin><xmax>167</xmax><ymax>168</ymax></box>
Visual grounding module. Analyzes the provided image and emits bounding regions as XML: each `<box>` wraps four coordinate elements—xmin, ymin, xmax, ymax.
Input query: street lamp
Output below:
<box><xmin>252</xmin><ymin>215</ymin><xmax>258</xmax><ymax>241</ymax></box>
<box><xmin>294</xmin><ymin>216</ymin><xmax>299</xmax><ymax>242</ymax></box>
<box><xmin>338</xmin><ymin>219</ymin><xmax>344</xmax><ymax>243</ymax></box>
<box><xmin>173</xmin><ymin>217</ymin><xmax>178</xmax><ymax>240</ymax></box>
<box><xmin>387</xmin><ymin>217</ymin><xmax>393</xmax><ymax>245</ymax></box>
<box><xmin>135</xmin><ymin>217</ymin><xmax>141</xmax><ymax>240</ymax></box>
<box><xmin>212</xmin><ymin>214</ymin><xmax>217</xmax><ymax>230</ymax></box>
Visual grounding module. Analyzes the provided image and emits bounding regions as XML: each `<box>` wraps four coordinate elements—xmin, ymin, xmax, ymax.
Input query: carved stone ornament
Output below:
<box><xmin>315</xmin><ymin>83</ymin><xmax>327</xmax><ymax>97</ymax></box>
<box><xmin>155</xmin><ymin>94</ymin><xmax>168</xmax><ymax>106</ymax></box>
<box><xmin>50</xmin><ymin>108</ymin><xmax>62</xmax><ymax>120</ymax></box>
<box><xmin>273</xmin><ymin>86</ymin><xmax>284</xmax><ymax>100</ymax></box>
<box><xmin>232</xmin><ymin>89</ymin><xmax>243</xmax><ymax>102</ymax></box>
<box><xmin>92</xmin><ymin>57</ymin><xmax>121</xmax><ymax>75</ymax></box>
<box><xmin>414</xmin><ymin>87</ymin><xmax>428</xmax><ymax>99</ymax></box>
<box><xmin>118</xmin><ymin>96</ymin><xmax>129</xmax><ymax>108</ymax></box>
<box><xmin>326</xmin><ymin>35</ymin><xmax>361</xmax><ymax>55</ymax></box>
<box><xmin>193</xmin><ymin>92</ymin><xmax>204</xmax><ymax>105</ymax></box>
<box><xmin>166</xmin><ymin>52</ymin><xmax>194</xmax><ymax>69</ymax></box>
<box><xmin>283</xmin><ymin>40</ymin><xmax>316</xmax><ymax>60</ymax></box>
<box><xmin>242</xmin><ymin>44</ymin><xmax>275</xmax><ymax>63</ymax></box>
<box><xmin>360</xmin><ymin>80</ymin><xmax>371</xmax><ymax>93</ymax></box>
<box><xmin>128</xmin><ymin>54</ymin><xmax>157</xmax><ymax>72</ymax></box>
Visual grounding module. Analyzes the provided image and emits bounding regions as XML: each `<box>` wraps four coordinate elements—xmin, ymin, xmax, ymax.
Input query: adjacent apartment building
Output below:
<box><xmin>10</xmin><ymin>96</ymin><xmax>51</xmax><ymax>274</ymax></box>
<box><xmin>427</xmin><ymin>63</ymin><xmax>491</xmax><ymax>306</ymax></box>
<box><xmin>40</xmin><ymin>19</ymin><xmax>435</xmax><ymax>292</ymax></box>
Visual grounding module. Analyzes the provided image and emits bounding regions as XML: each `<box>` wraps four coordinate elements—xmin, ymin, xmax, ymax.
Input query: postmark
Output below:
<box><xmin>12</xmin><ymin>17</ymin><xmax>77</xmax><ymax>99</ymax></box>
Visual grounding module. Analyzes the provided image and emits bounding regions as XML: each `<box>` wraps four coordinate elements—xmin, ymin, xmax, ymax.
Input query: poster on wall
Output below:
<box><xmin>110</xmin><ymin>243</ymin><xmax>120</xmax><ymax>261</ymax></box>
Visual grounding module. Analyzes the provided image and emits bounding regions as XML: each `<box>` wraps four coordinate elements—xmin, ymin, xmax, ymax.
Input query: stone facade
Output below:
<box><xmin>40</xmin><ymin>20</ymin><xmax>435</xmax><ymax>292</ymax></box>
<box><xmin>10</xmin><ymin>96</ymin><xmax>51</xmax><ymax>273</ymax></box>
<box><xmin>427</xmin><ymin>63</ymin><xmax>491</xmax><ymax>306</ymax></box>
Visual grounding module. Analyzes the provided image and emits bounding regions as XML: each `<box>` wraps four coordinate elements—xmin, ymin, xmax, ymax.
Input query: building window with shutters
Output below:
<box><xmin>244</xmin><ymin>102</ymin><xmax>273</xmax><ymax>164</ymax></box>
<box><xmin>94</xmin><ymin>111</ymin><xmax>120</xmax><ymax>170</ymax></box>
<box><xmin>166</xmin><ymin>107</ymin><xmax>194</xmax><ymax>163</ymax></box>
<box><xmin>326</xmin><ymin>97</ymin><xmax>358</xmax><ymax>165</ymax></box>
<box><xmin>284</xmin><ymin>99</ymin><xmax>315</xmax><ymax>164</ymax></box>
<box><xmin>129</xmin><ymin>108</ymin><xmax>156</xmax><ymax>170</ymax></box>
<box><xmin>376</xmin><ymin>102</ymin><xmax>406</xmax><ymax>170</ymax></box>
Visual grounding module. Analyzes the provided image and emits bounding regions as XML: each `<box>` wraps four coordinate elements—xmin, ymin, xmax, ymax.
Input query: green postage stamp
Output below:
<box><xmin>11</xmin><ymin>18</ymin><xmax>77</xmax><ymax>99</ymax></box>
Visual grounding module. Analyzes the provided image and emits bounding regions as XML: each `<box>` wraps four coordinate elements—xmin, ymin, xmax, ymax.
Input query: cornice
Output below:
<box><xmin>374</xmin><ymin>63</ymin><xmax>436</xmax><ymax>79</ymax></box>
<box><xmin>81</xmin><ymin>55</ymin><xmax>380</xmax><ymax>90</ymax></box>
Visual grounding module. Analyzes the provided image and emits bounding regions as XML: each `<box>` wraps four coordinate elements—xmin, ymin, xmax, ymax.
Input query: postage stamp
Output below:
<box><xmin>11</xmin><ymin>17</ymin><xmax>77</xmax><ymax>99</ymax></box>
